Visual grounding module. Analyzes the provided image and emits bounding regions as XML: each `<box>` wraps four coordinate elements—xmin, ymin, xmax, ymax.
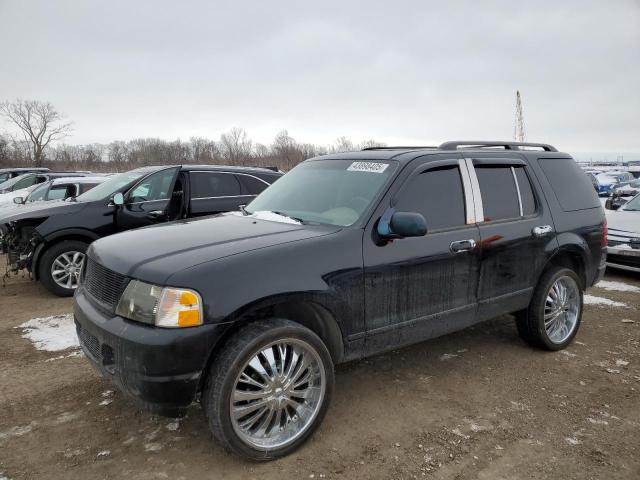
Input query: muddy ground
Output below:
<box><xmin>1</xmin><ymin>266</ymin><xmax>639</xmax><ymax>480</ymax></box>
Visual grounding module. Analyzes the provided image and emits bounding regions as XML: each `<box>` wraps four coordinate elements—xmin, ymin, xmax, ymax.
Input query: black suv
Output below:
<box><xmin>74</xmin><ymin>141</ymin><xmax>606</xmax><ymax>460</ymax></box>
<box><xmin>1</xmin><ymin>165</ymin><xmax>281</xmax><ymax>296</ymax></box>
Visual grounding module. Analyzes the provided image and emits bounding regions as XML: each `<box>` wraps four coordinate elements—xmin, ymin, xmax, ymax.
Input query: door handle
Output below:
<box><xmin>532</xmin><ymin>225</ymin><xmax>553</xmax><ymax>238</ymax></box>
<box><xmin>146</xmin><ymin>210</ymin><xmax>165</xmax><ymax>219</ymax></box>
<box><xmin>450</xmin><ymin>239</ymin><xmax>477</xmax><ymax>253</ymax></box>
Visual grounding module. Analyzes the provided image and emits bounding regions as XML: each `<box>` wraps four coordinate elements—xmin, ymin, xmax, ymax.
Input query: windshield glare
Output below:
<box><xmin>245</xmin><ymin>159</ymin><xmax>397</xmax><ymax>226</ymax></box>
<box><xmin>0</xmin><ymin>173</ymin><xmax>31</xmax><ymax>191</ymax></box>
<box><xmin>75</xmin><ymin>171</ymin><xmax>147</xmax><ymax>202</ymax></box>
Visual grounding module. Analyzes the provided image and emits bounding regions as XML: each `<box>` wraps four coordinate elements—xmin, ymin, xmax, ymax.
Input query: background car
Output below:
<box><xmin>606</xmin><ymin>192</ymin><xmax>640</xmax><ymax>273</ymax></box>
<box><xmin>10</xmin><ymin>176</ymin><xmax>109</xmax><ymax>207</ymax></box>
<box><xmin>0</xmin><ymin>167</ymin><xmax>50</xmax><ymax>185</ymax></box>
<box><xmin>0</xmin><ymin>172</ymin><xmax>93</xmax><ymax>207</ymax></box>
<box><xmin>589</xmin><ymin>173</ymin><xmax>620</xmax><ymax>197</ymax></box>
<box><xmin>604</xmin><ymin>178</ymin><xmax>640</xmax><ymax>210</ymax></box>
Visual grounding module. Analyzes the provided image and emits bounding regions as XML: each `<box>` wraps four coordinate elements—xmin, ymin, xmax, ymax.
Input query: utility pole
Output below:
<box><xmin>514</xmin><ymin>91</ymin><xmax>525</xmax><ymax>142</ymax></box>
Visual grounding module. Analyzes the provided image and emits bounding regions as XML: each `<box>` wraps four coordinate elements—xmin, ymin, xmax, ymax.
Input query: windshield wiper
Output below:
<box><xmin>272</xmin><ymin>211</ymin><xmax>307</xmax><ymax>224</ymax></box>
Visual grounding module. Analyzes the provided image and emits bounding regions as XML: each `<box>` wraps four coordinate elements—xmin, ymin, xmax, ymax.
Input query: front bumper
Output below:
<box><xmin>606</xmin><ymin>245</ymin><xmax>640</xmax><ymax>273</ymax></box>
<box><xmin>74</xmin><ymin>287</ymin><xmax>230</xmax><ymax>416</ymax></box>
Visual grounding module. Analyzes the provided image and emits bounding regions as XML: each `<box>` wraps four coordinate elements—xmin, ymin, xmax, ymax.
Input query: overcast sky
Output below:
<box><xmin>0</xmin><ymin>0</ymin><xmax>639</xmax><ymax>159</ymax></box>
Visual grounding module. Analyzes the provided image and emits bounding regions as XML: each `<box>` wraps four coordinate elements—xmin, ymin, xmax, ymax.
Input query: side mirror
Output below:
<box><xmin>605</xmin><ymin>198</ymin><xmax>620</xmax><ymax>210</ymax></box>
<box><xmin>13</xmin><ymin>196</ymin><xmax>24</xmax><ymax>204</ymax></box>
<box><xmin>112</xmin><ymin>192</ymin><xmax>124</xmax><ymax>206</ymax></box>
<box><xmin>377</xmin><ymin>209</ymin><xmax>427</xmax><ymax>239</ymax></box>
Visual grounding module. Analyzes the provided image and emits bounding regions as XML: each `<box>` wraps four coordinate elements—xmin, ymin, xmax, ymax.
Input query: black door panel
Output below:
<box><xmin>363</xmin><ymin>155</ymin><xmax>481</xmax><ymax>355</ymax></box>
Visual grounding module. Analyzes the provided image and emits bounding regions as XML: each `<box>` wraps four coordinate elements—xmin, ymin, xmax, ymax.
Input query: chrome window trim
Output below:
<box><xmin>190</xmin><ymin>170</ymin><xmax>271</xmax><ymax>187</ymax></box>
<box><xmin>192</xmin><ymin>194</ymin><xmax>257</xmax><ymax>200</ymax></box>
<box><xmin>464</xmin><ymin>158</ymin><xmax>484</xmax><ymax>223</ymax></box>
<box><xmin>457</xmin><ymin>159</ymin><xmax>477</xmax><ymax>224</ymax></box>
<box><xmin>511</xmin><ymin>166</ymin><xmax>524</xmax><ymax>217</ymax></box>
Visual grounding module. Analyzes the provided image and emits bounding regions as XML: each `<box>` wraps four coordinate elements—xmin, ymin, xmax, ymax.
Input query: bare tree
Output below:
<box><xmin>219</xmin><ymin>127</ymin><xmax>253</xmax><ymax>165</ymax></box>
<box><xmin>0</xmin><ymin>99</ymin><xmax>73</xmax><ymax>166</ymax></box>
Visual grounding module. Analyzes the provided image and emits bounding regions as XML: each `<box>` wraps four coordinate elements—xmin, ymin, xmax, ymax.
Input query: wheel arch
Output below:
<box><xmin>197</xmin><ymin>296</ymin><xmax>346</xmax><ymax>394</ymax></box>
<box><xmin>33</xmin><ymin>229</ymin><xmax>99</xmax><ymax>280</ymax></box>
<box><xmin>540</xmin><ymin>246</ymin><xmax>588</xmax><ymax>290</ymax></box>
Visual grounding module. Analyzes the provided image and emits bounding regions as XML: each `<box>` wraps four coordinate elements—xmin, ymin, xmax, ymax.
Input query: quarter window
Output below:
<box><xmin>190</xmin><ymin>172</ymin><xmax>241</xmax><ymax>199</ymax></box>
<box><xmin>475</xmin><ymin>166</ymin><xmax>520</xmax><ymax>221</ymax></box>
<box><xmin>395</xmin><ymin>166</ymin><xmax>466</xmax><ymax>230</ymax></box>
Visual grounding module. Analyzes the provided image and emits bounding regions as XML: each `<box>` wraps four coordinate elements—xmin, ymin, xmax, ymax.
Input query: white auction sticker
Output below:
<box><xmin>347</xmin><ymin>162</ymin><xmax>389</xmax><ymax>173</ymax></box>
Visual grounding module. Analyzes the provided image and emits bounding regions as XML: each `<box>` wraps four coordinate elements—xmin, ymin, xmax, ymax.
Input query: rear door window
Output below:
<box><xmin>475</xmin><ymin>166</ymin><xmax>520</xmax><ymax>221</ymax></box>
<box><xmin>539</xmin><ymin>158</ymin><xmax>600</xmax><ymax>211</ymax></box>
<box><xmin>395</xmin><ymin>166</ymin><xmax>466</xmax><ymax>230</ymax></box>
<box><xmin>190</xmin><ymin>172</ymin><xmax>241</xmax><ymax>199</ymax></box>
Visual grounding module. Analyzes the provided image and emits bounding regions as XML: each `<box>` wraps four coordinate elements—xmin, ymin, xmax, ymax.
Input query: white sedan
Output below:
<box><xmin>606</xmin><ymin>193</ymin><xmax>640</xmax><ymax>273</ymax></box>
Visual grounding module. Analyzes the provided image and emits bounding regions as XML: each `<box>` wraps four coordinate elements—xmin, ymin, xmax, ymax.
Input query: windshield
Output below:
<box><xmin>245</xmin><ymin>159</ymin><xmax>397</xmax><ymax>226</ymax></box>
<box><xmin>623</xmin><ymin>194</ymin><xmax>640</xmax><ymax>211</ymax></box>
<box><xmin>75</xmin><ymin>170</ymin><xmax>148</xmax><ymax>202</ymax></box>
<box><xmin>0</xmin><ymin>173</ymin><xmax>33</xmax><ymax>192</ymax></box>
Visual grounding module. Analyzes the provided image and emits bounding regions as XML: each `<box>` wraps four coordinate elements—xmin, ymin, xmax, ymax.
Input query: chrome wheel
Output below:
<box><xmin>230</xmin><ymin>339</ymin><xmax>326</xmax><ymax>450</ymax></box>
<box><xmin>51</xmin><ymin>251</ymin><xmax>85</xmax><ymax>290</ymax></box>
<box><xmin>544</xmin><ymin>276</ymin><xmax>580</xmax><ymax>344</ymax></box>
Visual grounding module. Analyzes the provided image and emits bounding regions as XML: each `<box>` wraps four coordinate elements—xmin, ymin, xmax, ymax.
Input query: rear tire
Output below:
<box><xmin>202</xmin><ymin>318</ymin><xmax>334</xmax><ymax>461</ymax></box>
<box><xmin>515</xmin><ymin>267</ymin><xmax>583</xmax><ymax>351</ymax></box>
<box><xmin>38</xmin><ymin>240</ymin><xmax>89</xmax><ymax>297</ymax></box>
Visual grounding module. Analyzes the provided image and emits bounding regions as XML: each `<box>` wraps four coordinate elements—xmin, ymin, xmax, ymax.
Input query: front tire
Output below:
<box><xmin>515</xmin><ymin>266</ymin><xmax>583</xmax><ymax>350</ymax></box>
<box><xmin>38</xmin><ymin>240</ymin><xmax>88</xmax><ymax>297</ymax></box>
<box><xmin>202</xmin><ymin>318</ymin><xmax>334</xmax><ymax>461</ymax></box>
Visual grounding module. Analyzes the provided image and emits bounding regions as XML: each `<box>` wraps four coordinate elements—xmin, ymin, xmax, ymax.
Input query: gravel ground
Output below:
<box><xmin>1</xmin><ymin>264</ymin><xmax>639</xmax><ymax>480</ymax></box>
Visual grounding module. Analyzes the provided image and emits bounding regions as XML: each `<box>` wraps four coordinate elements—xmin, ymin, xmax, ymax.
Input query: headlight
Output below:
<box><xmin>115</xmin><ymin>279</ymin><xmax>203</xmax><ymax>328</ymax></box>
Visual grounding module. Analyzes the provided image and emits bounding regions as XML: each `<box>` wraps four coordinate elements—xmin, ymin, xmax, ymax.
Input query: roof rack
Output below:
<box><xmin>438</xmin><ymin>141</ymin><xmax>558</xmax><ymax>152</ymax></box>
<box><xmin>361</xmin><ymin>146</ymin><xmax>438</xmax><ymax>151</ymax></box>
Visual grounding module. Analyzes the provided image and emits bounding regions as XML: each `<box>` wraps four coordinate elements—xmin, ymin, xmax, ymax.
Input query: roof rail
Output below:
<box><xmin>438</xmin><ymin>141</ymin><xmax>558</xmax><ymax>152</ymax></box>
<box><xmin>361</xmin><ymin>146</ymin><xmax>438</xmax><ymax>151</ymax></box>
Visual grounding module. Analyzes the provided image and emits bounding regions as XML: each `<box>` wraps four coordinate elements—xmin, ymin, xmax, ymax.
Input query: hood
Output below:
<box><xmin>0</xmin><ymin>199</ymin><xmax>85</xmax><ymax>224</ymax></box>
<box><xmin>89</xmin><ymin>213</ymin><xmax>341</xmax><ymax>282</ymax></box>
<box><xmin>607</xmin><ymin>209</ymin><xmax>640</xmax><ymax>235</ymax></box>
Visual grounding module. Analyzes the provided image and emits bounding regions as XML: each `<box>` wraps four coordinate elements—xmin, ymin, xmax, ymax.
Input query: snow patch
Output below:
<box><xmin>565</xmin><ymin>437</ymin><xmax>582</xmax><ymax>445</ymax></box>
<box><xmin>247</xmin><ymin>210</ymin><xmax>301</xmax><ymax>225</ymax></box>
<box><xmin>595</xmin><ymin>280</ymin><xmax>640</xmax><ymax>293</ymax></box>
<box><xmin>583</xmin><ymin>295</ymin><xmax>628</xmax><ymax>308</ymax></box>
<box><xmin>16</xmin><ymin>314</ymin><xmax>79</xmax><ymax>352</ymax></box>
<box><xmin>165</xmin><ymin>420</ymin><xmax>180</xmax><ymax>431</ymax></box>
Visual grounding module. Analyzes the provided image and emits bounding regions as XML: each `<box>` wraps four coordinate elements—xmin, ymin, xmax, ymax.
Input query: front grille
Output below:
<box><xmin>77</xmin><ymin>324</ymin><xmax>101</xmax><ymax>362</ymax></box>
<box><xmin>83</xmin><ymin>257</ymin><xmax>129</xmax><ymax>311</ymax></box>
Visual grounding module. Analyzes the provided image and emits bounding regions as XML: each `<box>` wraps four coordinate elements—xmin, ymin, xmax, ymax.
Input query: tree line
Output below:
<box><xmin>0</xmin><ymin>100</ymin><xmax>385</xmax><ymax>172</ymax></box>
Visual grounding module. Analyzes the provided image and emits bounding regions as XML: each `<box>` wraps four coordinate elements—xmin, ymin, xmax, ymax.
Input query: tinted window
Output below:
<box><xmin>128</xmin><ymin>169</ymin><xmax>176</xmax><ymax>202</ymax></box>
<box><xmin>539</xmin><ymin>158</ymin><xmax>600</xmax><ymax>211</ymax></box>
<box><xmin>476</xmin><ymin>166</ymin><xmax>519</xmax><ymax>221</ymax></box>
<box><xmin>0</xmin><ymin>173</ymin><xmax>10</xmax><ymax>183</ymax></box>
<box><xmin>514</xmin><ymin>167</ymin><xmax>536</xmax><ymax>215</ymax></box>
<box><xmin>239</xmin><ymin>174</ymin><xmax>270</xmax><ymax>195</ymax></box>
<box><xmin>395</xmin><ymin>166</ymin><xmax>466</xmax><ymax>230</ymax></box>
<box><xmin>191</xmin><ymin>172</ymin><xmax>241</xmax><ymax>198</ymax></box>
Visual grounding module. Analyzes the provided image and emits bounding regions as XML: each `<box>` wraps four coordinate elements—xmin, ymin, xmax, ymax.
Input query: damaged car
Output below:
<box><xmin>1</xmin><ymin>165</ymin><xmax>281</xmax><ymax>296</ymax></box>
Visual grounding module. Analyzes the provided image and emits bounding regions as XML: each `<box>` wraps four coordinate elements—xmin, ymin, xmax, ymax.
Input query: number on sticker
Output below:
<box><xmin>347</xmin><ymin>162</ymin><xmax>389</xmax><ymax>173</ymax></box>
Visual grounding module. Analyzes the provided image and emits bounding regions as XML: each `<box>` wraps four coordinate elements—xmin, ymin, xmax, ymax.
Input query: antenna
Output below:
<box><xmin>514</xmin><ymin>91</ymin><xmax>525</xmax><ymax>142</ymax></box>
